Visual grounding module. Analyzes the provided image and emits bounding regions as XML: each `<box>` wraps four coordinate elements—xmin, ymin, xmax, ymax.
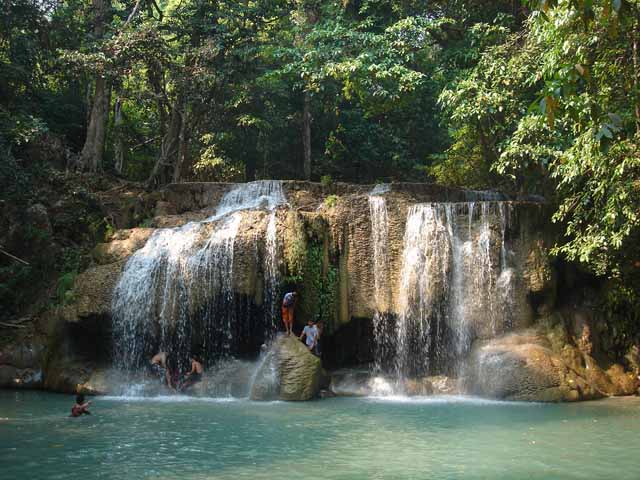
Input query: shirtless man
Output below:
<box><xmin>149</xmin><ymin>351</ymin><xmax>171</xmax><ymax>386</ymax></box>
<box><xmin>179</xmin><ymin>356</ymin><xmax>204</xmax><ymax>392</ymax></box>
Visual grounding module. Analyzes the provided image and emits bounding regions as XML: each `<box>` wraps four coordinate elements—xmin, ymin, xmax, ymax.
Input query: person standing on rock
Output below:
<box><xmin>300</xmin><ymin>319</ymin><xmax>318</xmax><ymax>352</ymax></box>
<box><xmin>282</xmin><ymin>291</ymin><xmax>298</xmax><ymax>336</ymax></box>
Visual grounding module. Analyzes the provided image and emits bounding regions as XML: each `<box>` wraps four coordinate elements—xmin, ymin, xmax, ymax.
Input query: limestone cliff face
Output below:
<box><xmin>7</xmin><ymin>180</ymin><xmax>629</xmax><ymax>402</ymax></box>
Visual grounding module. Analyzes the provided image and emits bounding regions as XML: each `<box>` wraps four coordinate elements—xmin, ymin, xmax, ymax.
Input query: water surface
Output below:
<box><xmin>2</xmin><ymin>391</ymin><xmax>639</xmax><ymax>479</ymax></box>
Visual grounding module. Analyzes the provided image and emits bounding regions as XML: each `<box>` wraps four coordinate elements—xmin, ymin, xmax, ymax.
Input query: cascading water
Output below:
<box><xmin>263</xmin><ymin>211</ymin><xmax>280</xmax><ymax>336</ymax></box>
<box><xmin>111</xmin><ymin>180</ymin><xmax>287</xmax><ymax>378</ymax></box>
<box><xmin>377</xmin><ymin>201</ymin><xmax>514</xmax><ymax>384</ymax></box>
<box><xmin>368</xmin><ymin>184</ymin><xmax>392</xmax><ymax>373</ymax></box>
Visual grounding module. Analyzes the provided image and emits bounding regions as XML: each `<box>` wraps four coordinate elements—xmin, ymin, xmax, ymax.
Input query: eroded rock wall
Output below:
<box><xmin>6</xmin><ymin>180</ymin><xmax>634</xmax><ymax>401</ymax></box>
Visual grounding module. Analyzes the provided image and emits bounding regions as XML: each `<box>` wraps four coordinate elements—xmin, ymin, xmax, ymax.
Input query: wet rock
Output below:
<box><xmin>0</xmin><ymin>366</ymin><xmax>43</xmax><ymax>389</ymax></box>
<box><xmin>467</xmin><ymin>331</ymin><xmax>570</xmax><ymax>402</ymax></box>
<box><xmin>426</xmin><ymin>375</ymin><xmax>459</xmax><ymax>395</ymax></box>
<box><xmin>522</xmin><ymin>239</ymin><xmax>556</xmax><ymax>315</ymax></box>
<box><xmin>605</xmin><ymin>364</ymin><xmax>638</xmax><ymax>396</ymax></box>
<box><xmin>319</xmin><ymin>389</ymin><xmax>336</xmax><ymax>398</ymax></box>
<box><xmin>250</xmin><ymin>336</ymin><xmax>322</xmax><ymax>401</ymax></box>
<box><xmin>329</xmin><ymin>369</ymin><xmax>373</xmax><ymax>396</ymax></box>
<box><xmin>466</xmin><ymin>326</ymin><xmax>639</xmax><ymax>402</ymax></box>
<box><xmin>0</xmin><ymin>343</ymin><xmax>45</xmax><ymax>370</ymax></box>
<box><xmin>404</xmin><ymin>378</ymin><xmax>434</xmax><ymax>396</ymax></box>
<box><xmin>277</xmin><ymin>336</ymin><xmax>321</xmax><ymax>401</ymax></box>
<box><xmin>44</xmin><ymin>360</ymin><xmax>93</xmax><ymax>393</ymax></box>
<box><xmin>93</xmin><ymin>228</ymin><xmax>154</xmax><ymax>264</ymax></box>
<box><xmin>61</xmin><ymin>261</ymin><xmax>125</xmax><ymax>321</ymax></box>
<box><xmin>625</xmin><ymin>345</ymin><xmax>640</xmax><ymax>375</ymax></box>
<box><xmin>154</xmin><ymin>201</ymin><xmax>177</xmax><ymax>217</ymax></box>
<box><xmin>250</xmin><ymin>350</ymin><xmax>280</xmax><ymax>401</ymax></box>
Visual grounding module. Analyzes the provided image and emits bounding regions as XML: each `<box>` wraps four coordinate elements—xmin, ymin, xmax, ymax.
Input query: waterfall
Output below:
<box><xmin>395</xmin><ymin>204</ymin><xmax>452</xmax><ymax>379</ymax></box>
<box><xmin>263</xmin><ymin>211</ymin><xmax>280</xmax><ymax>337</ymax></box>
<box><xmin>368</xmin><ymin>185</ymin><xmax>392</xmax><ymax>372</ymax></box>
<box><xmin>112</xmin><ymin>181</ymin><xmax>287</xmax><ymax>374</ymax></box>
<box><xmin>378</xmin><ymin>201</ymin><xmax>514</xmax><ymax>381</ymax></box>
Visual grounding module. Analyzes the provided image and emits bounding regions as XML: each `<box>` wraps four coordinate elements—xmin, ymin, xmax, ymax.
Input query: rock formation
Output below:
<box><xmin>251</xmin><ymin>336</ymin><xmax>322</xmax><ymax>401</ymax></box>
<box><xmin>2</xmin><ymin>180</ymin><xmax>636</xmax><ymax>402</ymax></box>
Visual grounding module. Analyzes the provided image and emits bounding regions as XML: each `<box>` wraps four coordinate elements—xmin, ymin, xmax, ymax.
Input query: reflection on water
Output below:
<box><xmin>2</xmin><ymin>391</ymin><xmax>640</xmax><ymax>480</ymax></box>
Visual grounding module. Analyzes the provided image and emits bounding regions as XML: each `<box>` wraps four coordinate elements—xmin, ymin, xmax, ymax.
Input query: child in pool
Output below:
<box><xmin>70</xmin><ymin>394</ymin><xmax>91</xmax><ymax>417</ymax></box>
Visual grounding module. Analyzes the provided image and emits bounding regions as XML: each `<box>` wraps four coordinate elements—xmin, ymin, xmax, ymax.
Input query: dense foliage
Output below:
<box><xmin>1</xmin><ymin>0</ymin><xmax>640</xmax><ymax>315</ymax></box>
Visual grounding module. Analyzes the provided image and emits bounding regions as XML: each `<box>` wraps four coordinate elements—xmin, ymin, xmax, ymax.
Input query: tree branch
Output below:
<box><xmin>0</xmin><ymin>247</ymin><xmax>30</xmax><ymax>266</ymax></box>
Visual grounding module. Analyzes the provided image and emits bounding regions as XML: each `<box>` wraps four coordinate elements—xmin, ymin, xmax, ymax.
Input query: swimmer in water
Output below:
<box><xmin>70</xmin><ymin>394</ymin><xmax>91</xmax><ymax>417</ymax></box>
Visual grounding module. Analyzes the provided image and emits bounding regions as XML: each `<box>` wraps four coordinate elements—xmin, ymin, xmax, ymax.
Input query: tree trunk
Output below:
<box><xmin>147</xmin><ymin>96</ymin><xmax>183</xmax><ymax>188</ymax></box>
<box><xmin>302</xmin><ymin>91</ymin><xmax>312</xmax><ymax>180</ymax></box>
<box><xmin>297</xmin><ymin>1</ymin><xmax>319</xmax><ymax>181</ymax></box>
<box><xmin>172</xmin><ymin>107</ymin><xmax>188</xmax><ymax>183</ymax></box>
<box><xmin>78</xmin><ymin>0</ymin><xmax>112</xmax><ymax>172</ymax></box>
<box><xmin>113</xmin><ymin>96</ymin><xmax>124</xmax><ymax>174</ymax></box>
<box><xmin>80</xmin><ymin>77</ymin><xmax>111</xmax><ymax>171</ymax></box>
<box><xmin>633</xmin><ymin>8</ymin><xmax>640</xmax><ymax>135</ymax></box>
<box><xmin>147</xmin><ymin>61</ymin><xmax>167</xmax><ymax>138</ymax></box>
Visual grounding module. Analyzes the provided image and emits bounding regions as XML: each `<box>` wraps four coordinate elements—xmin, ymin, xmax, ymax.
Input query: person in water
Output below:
<box><xmin>282</xmin><ymin>291</ymin><xmax>298</xmax><ymax>336</ymax></box>
<box><xmin>150</xmin><ymin>351</ymin><xmax>176</xmax><ymax>388</ymax></box>
<box><xmin>149</xmin><ymin>351</ymin><xmax>168</xmax><ymax>379</ymax></box>
<box><xmin>300</xmin><ymin>319</ymin><xmax>318</xmax><ymax>352</ymax></box>
<box><xmin>71</xmin><ymin>394</ymin><xmax>91</xmax><ymax>417</ymax></box>
<box><xmin>179</xmin><ymin>356</ymin><xmax>204</xmax><ymax>391</ymax></box>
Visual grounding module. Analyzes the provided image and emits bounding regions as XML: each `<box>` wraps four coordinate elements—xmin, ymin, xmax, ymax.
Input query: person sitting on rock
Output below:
<box><xmin>149</xmin><ymin>351</ymin><xmax>168</xmax><ymax>380</ymax></box>
<box><xmin>281</xmin><ymin>291</ymin><xmax>298</xmax><ymax>336</ymax></box>
<box><xmin>150</xmin><ymin>352</ymin><xmax>175</xmax><ymax>388</ymax></box>
<box><xmin>70</xmin><ymin>394</ymin><xmax>91</xmax><ymax>417</ymax></box>
<box><xmin>179</xmin><ymin>356</ymin><xmax>204</xmax><ymax>392</ymax></box>
<box><xmin>300</xmin><ymin>319</ymin><xmax>318</xmax><ymax>352</ymax></box>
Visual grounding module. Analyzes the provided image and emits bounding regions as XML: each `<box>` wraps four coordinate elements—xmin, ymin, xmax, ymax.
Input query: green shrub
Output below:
<box><xmin>320</xmin><ymin>175</ymin><xmax>333</xmax><ymax>188</ymax></box>
<box><xmin>324</xmin><ymin>194</ymin><xmax>338</xmax><ymax>208</ymax></box>
<box><xmin>55</xmin><ymin>271</ymin><xmax>77</xmax><ymax>305</ymax></box>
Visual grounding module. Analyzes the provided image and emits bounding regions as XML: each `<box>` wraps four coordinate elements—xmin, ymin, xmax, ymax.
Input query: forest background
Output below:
<box><xmin>1</xmin><ymin>0</ymin><xmax>640</xmax><ymax>341</ymax></box>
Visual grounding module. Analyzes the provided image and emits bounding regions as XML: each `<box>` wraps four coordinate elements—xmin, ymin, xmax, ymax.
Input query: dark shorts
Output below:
<box><xmin>149</xmin><ymin>363</ymin><xmax>166</xmax><ymax>378</ymax></box>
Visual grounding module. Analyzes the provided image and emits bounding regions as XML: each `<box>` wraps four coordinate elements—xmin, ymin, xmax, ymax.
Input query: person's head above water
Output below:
<box><xmin>76</xmin><ymin>394</ymin><xmax>85</xmax><ymax>404</ymax></box>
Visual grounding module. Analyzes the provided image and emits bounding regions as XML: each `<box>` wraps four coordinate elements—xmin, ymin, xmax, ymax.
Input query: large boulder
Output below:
<box><xmin>250</xmin><ymin>349</ymin><xmax>280</xmax><ymax>401</ymax></box>
<box><xmin>277</xmin><ymin>336</ymin><xmax>322</xmax><ymax>400</ymax></box>
<box><xmin>466</xmin><ymin>327</ymin><xmax>640</xmax><ymax>402</ymax></box>
<box><xmin>466</xmin><ymin>331</ymin><xmax>575</xmax><ymax>401</ymax></box>
<box><xmin>250</xmin><ymin>336</ymin><xmax>321</xmax><ymax>401</ymax></box>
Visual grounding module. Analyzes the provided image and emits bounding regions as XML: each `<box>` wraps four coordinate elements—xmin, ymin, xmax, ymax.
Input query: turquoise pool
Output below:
<box><xmin>1</xmin><ymin>391</ymin><xmax>639</xmax><ymax>479</ymax></box>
